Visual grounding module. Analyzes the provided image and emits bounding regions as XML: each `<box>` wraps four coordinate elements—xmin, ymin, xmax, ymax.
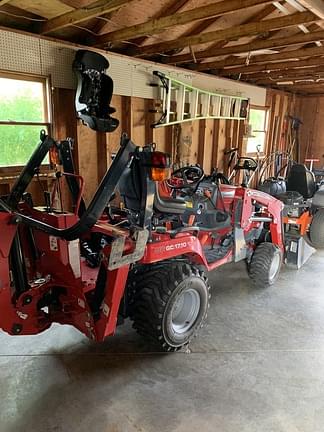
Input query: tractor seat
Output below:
<box><xmin>286</xmin><ymin>164</ymin><xmax>316</xmax><ymax>199</ymax></box>
<box><xmin>73</xmin><ymin>49</ymin><xmax>119</xmax><ymax>133</ymax></box>
<box><xmin>154</xmin><ymin>185</ymin><xmax>186</xmax><ymax>214</ymax></box>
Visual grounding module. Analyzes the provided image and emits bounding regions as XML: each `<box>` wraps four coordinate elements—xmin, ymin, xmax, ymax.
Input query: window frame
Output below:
<box><xmin>246</xmin><ymin>105</ymin><xmax>269</xmax><ymax>157</ymax></box>
<box><xmin>0</xmin><ymin>70</ymin><xmax>52</xmax><ymax>173</ymax></box>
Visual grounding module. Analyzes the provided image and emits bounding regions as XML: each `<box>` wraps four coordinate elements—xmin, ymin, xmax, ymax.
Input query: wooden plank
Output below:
<box><xmin>77</xmin><ymin>123</ymin><xmax>98</xmax><ymax>204</ymax></box>
<box><xmin>107</xmin><ymin>94</ymin><xmax>122</xmax><ymax>164</ymax></box>
<box><xmin>40</xmin><ymin>0</ymin><xmax>129</xmax><ymax>34</ymax></box>
<box><xmin>298</xmin><ymin>0</ymin><xmax>324</xmax><ymax>19</ymax></box>
<box><xmin>97</xmin><ymin>131</ymin><xmax>108</xmax><ymax>182</ymax></box>
<box><xmin>197</xmin><ymin>45</ymin><xmax>324</xmax><ymax>71</ymax></box>
<box><xmin>247</xmin><ymin>64</ymin><xmax>324</xmax><ymax>80</ymax></box>
<box><xmin>203</xmin><ymin>119</ymin><xmax>214</xmax><ymax>173</ymax></box>
<box><xmin>216</xmin><ymin>120</ymin><xmax>227</xmax><ymax>173</ymax></box>
<box><xmin>178</xmin><ymin>30</ymin><xmax>324</xmax><ymax>67</ymax></box>
<box><xmin>265</xmin><ymin>90</ymin><xmax>277</xmax><ymax>157</ymax></box>
<box><xmin>52</xmin><ymin>88</ymin><xmax>79</xmax><ymax>170</ymax></box>
<box><xmin>131</xmin><ymin>97</ymin><xmax>146</xmax><ymax>145</ymax></box>
<box><xmin>94</xmin><ymin>0</ymin><xmax>272</xmax><ymax>46</ymax></box>
<box><xmin>197</xmin><ymin>120</ymin><xmax>206</xmax><ymax>167</ymax></box>
<box><xmin>98</xmin><ymin>0</ymin><xmax>189</xmax><ymax>45</ymax></box>
<box><xmin>211</xmin><ymin>120</ymin><xmax>220</xmax><ymax>170</ymax></box>
<box><xmin>220</xmin><ymin>56</ymin><xmax>324</xmax><ymax>75</ymax></box>
<box><xmin>130</xmin><ymin>11</ymin><xmax>316</xmax><ymax>56</ymax></box>
<box><xmin>10</xmin><ymin>0</ymin><xmax>73</xmax><ymax>19</ymax></box>
<box><xmin>165</xmin><ymin>3</ymin><xmax>281</xmax><ymax>64</ymax></box>
<box><xmin>144</xmin><ymin>99</ymin><xmax>154</xmax><ymax>144</ymax></box>
<box><xmin>121</xmin><ymin>95</ymin><xmax>133</xmax><ymax>138</ymax></box>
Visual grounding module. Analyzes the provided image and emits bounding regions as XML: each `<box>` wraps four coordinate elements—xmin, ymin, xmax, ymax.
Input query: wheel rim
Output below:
<box><xmin>269</xmin><ymin>253</ymin><xmax>281</xmax><ymax>281</ymax></box>
<box><xmin>171</xmin><ymin>288</ymin><xmax>201</xmax><ymax>334</ymax></box>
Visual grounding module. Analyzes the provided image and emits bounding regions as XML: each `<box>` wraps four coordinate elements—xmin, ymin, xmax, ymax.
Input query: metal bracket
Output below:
<box><xmin>108</xmin><ymin>229</ymin><xmax>149</xmax><ymax>270</ymax></box>
<box><xmin>234</xmin><ymin>227</ymin><xmax>247</xmax><ymax>263</ymax></box>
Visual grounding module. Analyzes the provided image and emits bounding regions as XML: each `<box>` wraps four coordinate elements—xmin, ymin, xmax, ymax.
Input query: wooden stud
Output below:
<box><xmin>144</xmin><ymin>99</ymin><xmax>154</xmax><ymax>144</ymax></box>
<box><xmin>121</xmin><ymin>96</ymin><xmax>133</xmax><ymax>138</ymax></box>
<box><xmin>211</xmin><ymin>120</ymin><xmax>220</xmax><ymax>169</ymax></box>
<box><xmin>197</xmin><ymin>120</ymin><xmax>206</xmax><ymax>167</ymax></box>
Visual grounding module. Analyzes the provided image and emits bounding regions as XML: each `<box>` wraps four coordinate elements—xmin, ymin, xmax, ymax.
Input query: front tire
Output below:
<box><xmin>309</xmin><ymin>209</ymin><xmax>324</xmax><ymax>249</ymax></box>
<box><xmin>248</xmin><ymin>242</ymin><xmax>282</xmax><ymax>288</ymax></box>
<box><xmin>129</xmin><ymin>263</ymin><xmax>210</xmax><ymax>351</ymax></box>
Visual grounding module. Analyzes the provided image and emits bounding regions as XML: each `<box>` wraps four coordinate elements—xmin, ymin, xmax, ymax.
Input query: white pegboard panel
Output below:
<box><xmin>39</xmin><ymin>40</ymin><xmax>76</xmax><ymax>89</ymax></box>
<box><xmin>105</xmin><ymin>55</ymin><xmax>133</xmax><ymax>96</ymax></box>
<box><xmin>192</xmin><ymin>74</ymin><xmax>267</xmax><ymax>106</ymax></box>
<box><xmin>0</xmin><ymin>29</ymin><xmax>266</xmax><ymax>105</ymax></box>
<box><xmin>0</xmin><ymin>31</ymin><xmax>41</xmax><ymax>76</ymax></box>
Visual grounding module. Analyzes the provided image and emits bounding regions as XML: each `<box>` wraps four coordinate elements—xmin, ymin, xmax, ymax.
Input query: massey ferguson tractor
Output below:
<box><xmin>0</xmin><ymin>50</ymin><xmax>285</xmax><ymax>351</ymax></box>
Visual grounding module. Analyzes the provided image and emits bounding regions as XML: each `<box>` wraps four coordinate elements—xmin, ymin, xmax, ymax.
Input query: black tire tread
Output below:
<box><xmin>309</xmin><ymin>209</ymin><xmax>324</xmax><ymax>249</ymax></box>
<box><xmin>249</xmin><ymin>242</ymin><xmax>281</xmax><ymax>288</ymax></box>
<box><xmin>128</xmin><ymin>262</ymin><xmax>210</xmax><ymax>351</ymax></box>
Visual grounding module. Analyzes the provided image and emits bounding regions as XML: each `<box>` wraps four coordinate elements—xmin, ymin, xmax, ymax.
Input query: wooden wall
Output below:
<box><xmin>59</xmin><ymin>92</ymin><xmax>246</xmax><ymax>201</ymax></box>
<box><xmin>1</xmin><ymin>85</ymin><xmax>316</xmax><ymax>205</ymax></box>
<box><xmin>264</xmin><ymin>88</ymin><xmax>297</xmax><ymax>158</ymax></box>
<box><xmin>295</xmin><ymin>95</ymin><xmax>324</xmax><ymax>168</ymax></box>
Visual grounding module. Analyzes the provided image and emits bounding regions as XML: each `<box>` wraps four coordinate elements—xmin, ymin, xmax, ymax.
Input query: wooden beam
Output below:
<box><xmin>165</xmin><ymin>3</ymin><xmax>279</xmax><ymax>64</ymax></box>
<box><xmin>99</xmin><ymin>0</ymin><xmax>189</xmax><ymax>45</ymax></box>
<box><xmin>219</xmin><ymin>56</ymin><xmax>324</xmax><ymax>75</ymax></box>
<box><xmin>130</xmin><ymin>11</ymin><xmax>317</xmax><ymax>56</ymax></box>
<box><xmin>40</xmin><ymin>0</ymin><xmax>129</xmax><ymax>34</ymax></box>
<box><xmin>285</xmin><ymin>82</ymin><xmax>324</xmax><ymax>90</ymax></box>
<box><xmin>94</xmin><ymin>0</ymin><xmax>273</xmax><ymax>46</ymax></box>
<box><xmin>168</xmin><ymin>29</ymin><xmax>324</xmax><ymax>65</ymax></box>
<box><xmin>255</xmin><ymin>75</ymin><xmax>324</xmax><ymax>85</ymax></box>
<box><xmin>247</xmin><ymin>65</ymin><xmax>324</xmax><ymax>80</ymax></box>
<box><xmin>298</xmin><ymin>0</ymin><xmax>324</xmax><ymax>19</ymax></box>
<box><xmin>197</xmin><ymin>45</ymin><xmax>324</xmax><ymax>71</ymax></box>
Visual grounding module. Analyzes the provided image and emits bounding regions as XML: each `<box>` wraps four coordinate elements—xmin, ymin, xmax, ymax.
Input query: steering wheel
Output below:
<box><xmin>166</xmin><ymin>165</ymin><xmax>204</xmax><ymax>190</ymax></box>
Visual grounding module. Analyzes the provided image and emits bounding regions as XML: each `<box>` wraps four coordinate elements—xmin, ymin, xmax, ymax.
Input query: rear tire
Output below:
<box><xmin>248</xmin><ymin>242</ymin><xmax>282</xmax><ymax>288</ymax></box>
<box><xmin>129</xmin><ymin>263</ymin><xmax>210</xmax><ymax>351</ymax></box>
<box><xmin>309</xmin><ymin>209</ymin><xmax>324</xmax><ymax>249</ymax></box>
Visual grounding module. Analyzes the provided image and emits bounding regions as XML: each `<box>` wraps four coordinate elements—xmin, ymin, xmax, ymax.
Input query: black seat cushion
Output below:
<box><xmin>286</xmin><ymin>164</ymin><xmax>316</xmax><ymax>199</ymax></box>
<box><xmin>73</xmin><ymin>49</ymin><xmax>119</xmax><ymax>133</ymax></box>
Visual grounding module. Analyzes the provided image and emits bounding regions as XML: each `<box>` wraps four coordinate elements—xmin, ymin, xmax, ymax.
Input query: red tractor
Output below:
<box><xmin>0</xmin><ymin>50</ymin><xmax>284</xmax><ymax>351</ymax></box>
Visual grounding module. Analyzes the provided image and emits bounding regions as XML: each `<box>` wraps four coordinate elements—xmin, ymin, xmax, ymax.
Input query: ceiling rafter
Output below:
<box><xmin>165</xmin><ymin>3</ymin><xmax>280</xmax><ymax>64</ymax></box>
<box><xmin>218</xmin><ymin>56</ymin><xmax>324</xmax><ymax>75</ymax></box>
<box><xmin>195</xmin><ymin>44</ymin><xmax>324</xmax><ymax>71</ymax></box>
<box><xmin>39</xmin><ymin>0</ymin><xmax>130</xmax><ymax>34</ymax></box>
<box><xmin>96</xmin><ymin>0</ymin><xmax>190</xmax><ymax>46</ymax></box>
<box><xmin>128</xmin><ymin>11</ymin><xmax>317</xmax><ymax>56</ymax></box>
<box><xmin>124</xmin><ymin>0</ymin><xmax>190</xmax><ymax>48</ymax></box>
<box><xmin>94</xmin><ymin>0</ymin><xmax>273</xmax><ymax>47</ymax></box>
<box><xmin>244</xmin><ymin>64</ymin><xmax>324</xmax><ymax>80</ymax></box>
<box><xmin>167</xmin><ymin>29</ymin><xmax>324</xmax><ymax>66</ymax></box>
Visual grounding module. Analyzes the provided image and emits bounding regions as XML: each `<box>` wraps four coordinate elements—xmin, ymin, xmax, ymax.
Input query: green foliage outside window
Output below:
<box><xmin>0</xmin><ymin>78</ymin><xmax>48</xmax><ymax>167</ymax></box>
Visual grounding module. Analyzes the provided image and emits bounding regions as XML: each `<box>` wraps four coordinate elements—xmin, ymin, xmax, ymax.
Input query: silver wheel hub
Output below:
<box><xmin>171</xmin><ymin>288</ymin><xmax>201</xmax><ymax>334</ymax></box>
<box><xmin>269</xmin><ymin>253</ymin><xmax>280</xmax><ymax>280</ymax></box>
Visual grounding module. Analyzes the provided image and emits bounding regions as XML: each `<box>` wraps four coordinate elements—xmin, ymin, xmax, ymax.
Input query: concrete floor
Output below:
<box><xmin>2</xmin><ymin>252</ymin><xmax>324</xmax><ymax>432</ymax></box>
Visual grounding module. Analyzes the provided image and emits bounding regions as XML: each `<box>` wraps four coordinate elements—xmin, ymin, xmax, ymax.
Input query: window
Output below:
<box><xmin>247</xmin><ymin>107</ymin><xmax>268</xmax><ymax>154</ymax></box>
<box><xmin>0</xmin><ymin>73</ymin><xmax>51</xmax><ymax>167</ymax></box>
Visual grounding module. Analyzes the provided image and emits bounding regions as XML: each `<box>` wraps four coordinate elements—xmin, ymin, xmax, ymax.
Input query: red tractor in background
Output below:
<box><xmin>0</xmin><ymin>50</ymin><xmax>285</xmax><ymax>351</ymax></box>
